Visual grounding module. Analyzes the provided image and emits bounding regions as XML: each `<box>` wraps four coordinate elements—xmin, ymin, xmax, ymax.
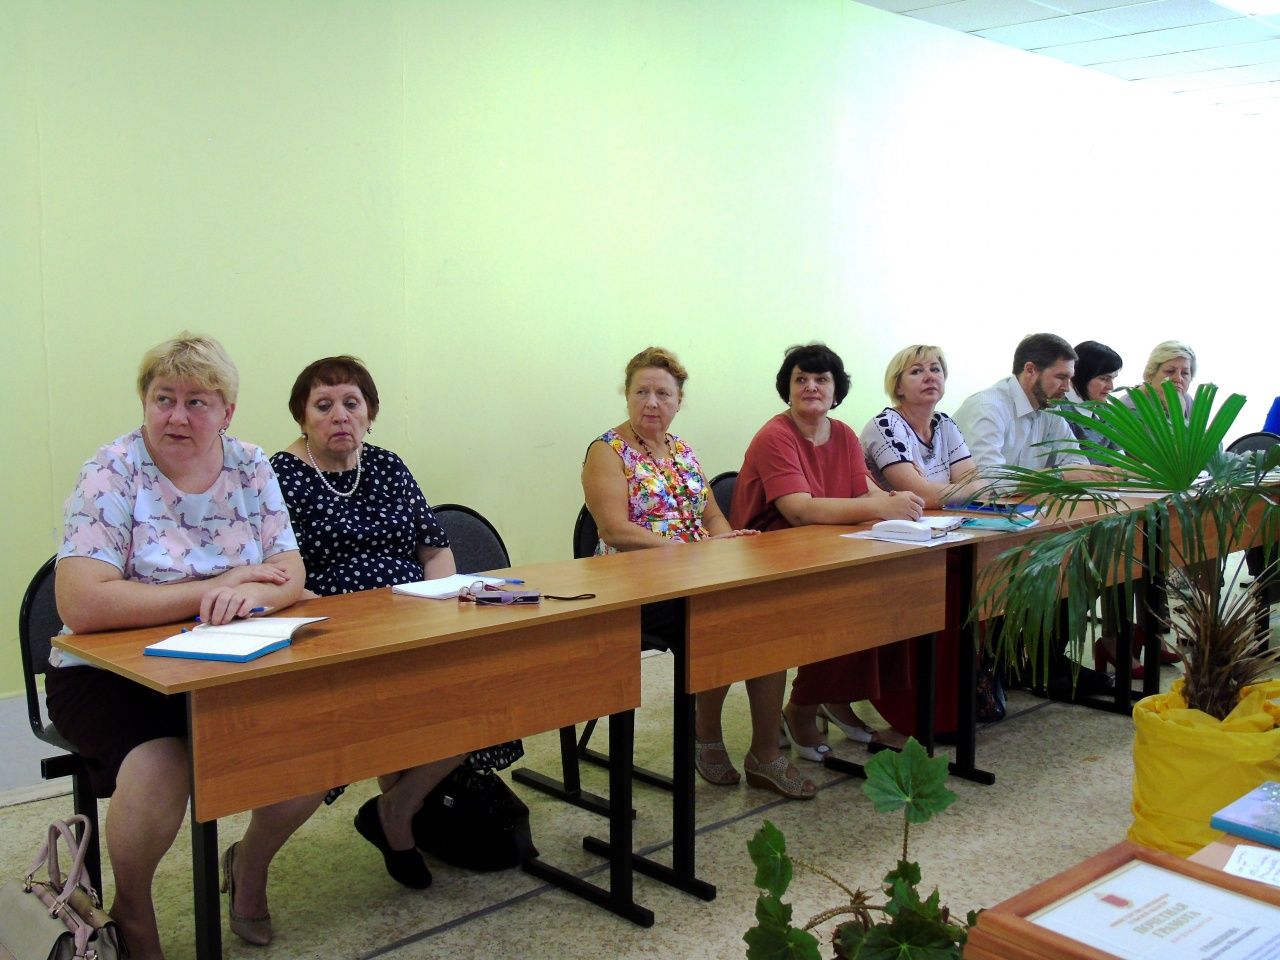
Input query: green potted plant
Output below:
<box><xmin>744</xmin><ymin>738</ymin><xmax>976</xmax><ymax>959</ymax></box>
<box><xmin>971</xmin><ymin>382</ymin><xmax>1280</xmax><ymax>856</ymax></box>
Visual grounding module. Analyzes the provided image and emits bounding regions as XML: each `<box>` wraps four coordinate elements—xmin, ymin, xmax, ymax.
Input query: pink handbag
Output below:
<box><xmin>0</xmin><ymin>815</ymin><xmax>127</xmax><ymax>960</ymax></box>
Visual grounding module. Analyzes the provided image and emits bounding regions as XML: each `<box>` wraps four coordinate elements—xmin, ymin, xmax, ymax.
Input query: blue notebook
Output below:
<box><xmin>945</xmin><ymin>501</ymin><xmax>1039</xmax><ymax>516</ymax></box>
<box><xmin>144</xmin><ymin>617</ymin><xmax>327</xmax><ymax>663</ymax></box>
<box><xmin>960</xmin><ymin>515</ymin><xmax>1040</xmax><ymax>531</ymax></box>
<box><xmin>1210</xmin><ymin>781</ymin><xmax>1280</xmax><ymax>847</ymax></box>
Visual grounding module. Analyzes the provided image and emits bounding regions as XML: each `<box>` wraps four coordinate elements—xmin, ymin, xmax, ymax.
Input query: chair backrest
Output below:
<box><xmin>19</xmin><ymin>557</ymin><xmax>62</xmax><ymax>740</ymax></box>
<box><xmin>432</xmin><ymin>504</ymin><xmax>511</xmax><ymax>575</ymax></box>
<box><xmin>710</xmin><ymin>471</ymin><xmax>738</xmax><ymax>520</ymax></box>
<box><xmin>1227</xmin><ymin>431</ymin><xmax>1280</xmax><ymax>458</ymax></box>
<box><xmin>573</xmin><ymin>505</ymin><xmax>599</xmax><ymax>560</ymax></box>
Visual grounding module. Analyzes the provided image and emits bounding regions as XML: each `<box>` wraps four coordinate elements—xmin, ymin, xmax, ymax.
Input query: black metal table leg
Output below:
<box><xmin>915</xmin><ymin>632</ymin><xmax>937</xmax><ymax>756</ymax></box>
<box><xmin>191</xmin><ymin>812</ymin><xmax>221</xmax><ymax>960</ymax></box>
<box><xmin>1139</xmin><ymin>543</ymin><xmax>1164</xmax><ymax>699</ymax></box>
<box><xmin>583</xmin><ymin>600</ymin><xmax>716</xmax><ymax>901</ymax></box>
<box><xmin>528</xmin><ymin>708</ymin><xmax>654</xmax><ymax>927</ymax></box>
<box><xmin>950</xmin><ymin>546</ymin><xmax>996</xmax><ymax>785</ymax></box>
<box><xmin>512</xmin><ymin>724</ymin><xmax>622</xmax><ymax>818</ymax></box>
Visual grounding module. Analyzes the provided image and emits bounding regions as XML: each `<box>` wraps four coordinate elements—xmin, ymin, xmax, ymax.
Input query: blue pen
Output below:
<box><xmin>194</xmin><ymin>606</ymin><xmax>267</xmax><ymax>624</ymax></box>
<box><xmin>501</xmin><ymin>578</ymin><xmax>525</xmax><ymax>585</ymax></box>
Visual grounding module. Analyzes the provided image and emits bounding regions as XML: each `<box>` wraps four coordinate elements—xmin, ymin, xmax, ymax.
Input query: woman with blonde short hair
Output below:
<box><xmin>860</xmin><ymin>344</ymin><xmax>978</xmax><ymax>509</ymax></box>
<box><xmin>50</xmin><ymin>333</ymin><xmax>320</xmax><ymax>956</ymax></box>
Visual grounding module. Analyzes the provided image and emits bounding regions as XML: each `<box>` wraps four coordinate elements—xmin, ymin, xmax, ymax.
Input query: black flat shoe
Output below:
<box><xmin>354</xmin><ymin>797</ymin><xmax>433</xmax><ymax>889</ymax></box>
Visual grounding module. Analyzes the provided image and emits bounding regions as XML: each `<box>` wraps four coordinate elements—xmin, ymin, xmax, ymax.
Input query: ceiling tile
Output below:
<box><xmin>857</xmin><ymin>0</ymin><xmax>1280</xmax><ymax>122</ymax></box>
<box><xmin>1031</xmin><ymin>0</ymin><xmax>1153</xmax><ymax>14</ymax></box>
<box><xmin>1037</xmin><ymin>33</ymin><xmax>1172</xmax><ymax>61</ymax></box>
<box><xmin>1131</xmin><ymin>64</ymin><xmax>1269</xmax><ymax>88</ymax></box>
<box><xmin>1133</xmin><ymin>65</ymin><xmax>1254</xmax><ymax>88</ymax></box>
<box><xmin>1140</xmin><ymin>17</ymin><xmax>1280</xmax><ymax>51</ymax></box>
<box><xmin>1199</xmin><ymin>36</ymin><xmax>1280</xmax><ymax>64</ymax></box>
<box><xmin>1236</xmin><ymin>58</ymin><xmax>1280</xmax><ymax>78</ymax></box>
<box><xmin>909</xmin><ymin>0</ymin><xmax>1062</xmax><ymax>31</ymax></box>
<box><xmin>1210</xmin><ymin>99</ymin><xmax>1280</xmax><ymax>116</ymax></box>
<box><xmin>977</xmin><ymin>15</ymin><xmax>1124</xmax><ymax>44</ymax></box>
<box><xmin>857</xmin><ymin>0</ymin><xmax>960</xmax><ymax>12</ymax></box>
<box><xmin>1088</xmin><ymin>49</ymin><xmax>1224</xmax><ymax>75</ymax></box>
<box><xmin>1176</xmin><ymin>77</ymin><xmax>1280</xmax><ymax>99</ymax></box>
<box><xmin>1080</xmin><ymin>0</ymin><xmax>1238</xmax><ymax>32</ymax></box>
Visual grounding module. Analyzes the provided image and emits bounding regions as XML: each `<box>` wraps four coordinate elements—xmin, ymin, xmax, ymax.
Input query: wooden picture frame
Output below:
<box><xmin>965</xmin><ymin>841</ymin><xmax>1280</xmax><ymax>960</ymax></box>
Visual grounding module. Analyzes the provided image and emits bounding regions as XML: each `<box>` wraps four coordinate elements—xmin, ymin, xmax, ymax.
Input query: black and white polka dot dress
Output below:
<box><xmin>270</xmin><ymin>445</ymin><xmax>448</xmax><ymax>596</ymax></box>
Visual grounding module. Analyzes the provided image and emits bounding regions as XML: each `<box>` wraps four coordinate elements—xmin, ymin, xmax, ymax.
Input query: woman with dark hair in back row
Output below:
<box><xmin>1067</xmin><ymin>340</ymin><xmax>1124</xmax><ymax>461</ymax></box>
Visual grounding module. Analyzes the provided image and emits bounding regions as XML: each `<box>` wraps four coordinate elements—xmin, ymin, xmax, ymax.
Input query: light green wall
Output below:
<box><xmin>4</xmin><ymin>0</ymin><xmax>1277</xmax><ymax>696</ymax></box>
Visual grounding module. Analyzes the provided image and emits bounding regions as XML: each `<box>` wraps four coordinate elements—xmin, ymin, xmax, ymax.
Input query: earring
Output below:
<box><xmin>219</xmin><ymin>427</ymin><xmax>227</xmax><ymax>435</ymax></box>
<box><xmin>367</xmin><ymin>425</ymin><xmax>373</xmax><ymax>436</ymax></box>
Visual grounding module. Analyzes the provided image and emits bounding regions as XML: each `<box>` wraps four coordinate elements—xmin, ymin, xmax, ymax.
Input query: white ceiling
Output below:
<box><xmin>856</xmin><ymin>0</ymin><xmax>1280</xmax><ymax>119</ymax></box>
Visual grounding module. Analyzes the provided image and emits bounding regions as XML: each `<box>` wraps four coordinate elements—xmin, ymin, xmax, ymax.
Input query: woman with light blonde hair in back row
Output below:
<box><xmin>1136</xmin><ymin>340</ymin><xmax>1197</xmax><ymax>420</ymax></box>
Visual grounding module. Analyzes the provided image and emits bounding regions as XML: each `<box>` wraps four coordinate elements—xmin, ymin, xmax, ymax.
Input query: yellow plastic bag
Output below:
<box><xmin>1129</xmin><ymin>679</ymin><xmax>1280</xmax><ymax>857</ymax></box>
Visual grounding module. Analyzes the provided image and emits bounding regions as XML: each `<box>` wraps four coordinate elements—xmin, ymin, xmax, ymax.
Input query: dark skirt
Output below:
<box><xmin>790</xmin><ymin>642</ymin><xmax>911</xmax><ymax>706</ymax></box>
<box><xmin>45</xmin><ymin>665</ymin><xmax>187</xmax><ymax>797</ymax></box>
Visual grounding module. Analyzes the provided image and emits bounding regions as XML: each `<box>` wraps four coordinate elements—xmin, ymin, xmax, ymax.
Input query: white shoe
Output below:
<box><xmin>780</xmin><ymin>711</ymin><xmax>831</xmax><ymax>764</ymax></box>
<box><xmin>817</xmin><ymin>704</ymin><xmax>874</xmax><ymax>743</ymax></box>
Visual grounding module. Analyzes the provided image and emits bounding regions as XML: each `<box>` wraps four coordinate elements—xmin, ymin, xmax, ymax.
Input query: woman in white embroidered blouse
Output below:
<box><xmin>859</xmin><ymin>345</ymin><xmax>980</xmax><ymax>509</ymax></box>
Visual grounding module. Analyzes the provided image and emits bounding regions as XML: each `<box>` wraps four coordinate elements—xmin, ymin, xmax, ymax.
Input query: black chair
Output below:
<box><xmin>511</xmin><ymin>505</ymin><xmax>675</xmax><ymax>817</ymax></box>
<box><xmin>1226</xmin><ymin>433</ymin><xmax>1280</xmax><ymax>637</ymax></box>
<box><xmin>432</xmin><ymin>503</ymin><xmax>511</xmax><ymax>574</ymax></box>
<box><xmin>710</xmin><ymin>470</ymin><xmax>737</xmax><ymax>520</ymax></box>
<box><xmin>19</xmin><ymin>557</ymin><xmax>103</xmax><ymax>893</ymax></box>
<box><xmin>1228</xmin><ymin>431</ymin><xmax>1280</xmax><ymax>458</ymax></box>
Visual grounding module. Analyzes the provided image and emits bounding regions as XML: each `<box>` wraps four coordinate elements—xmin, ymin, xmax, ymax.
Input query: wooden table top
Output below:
<box><xmin>53</xmin><ymin>522</ymin><xmax>941</xmax><ymax>694</ymax></box>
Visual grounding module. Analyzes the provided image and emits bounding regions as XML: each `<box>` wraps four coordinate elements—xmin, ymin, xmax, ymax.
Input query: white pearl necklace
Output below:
<box><xmin>305</xmin><ymin>439</ymin><xmax>362</xmax><ymax>498</ymax></box>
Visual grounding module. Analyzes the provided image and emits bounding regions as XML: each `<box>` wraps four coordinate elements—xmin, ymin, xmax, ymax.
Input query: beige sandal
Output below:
<box><xmin>694</xmin><ymin>739</ymin><xmax>741</xmax><ymax>785</ymax></box>
<box><xmin>743</xmin><ymin>752</ymin><xmax>816</xmax><ymax>800</ymax></box>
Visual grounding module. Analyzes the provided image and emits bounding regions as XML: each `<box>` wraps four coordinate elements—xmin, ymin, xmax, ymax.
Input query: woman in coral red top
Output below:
<box><xmin>730</xmin><ymin>343</ymin><xmax>925</xmax><ymax>764</ymax></box>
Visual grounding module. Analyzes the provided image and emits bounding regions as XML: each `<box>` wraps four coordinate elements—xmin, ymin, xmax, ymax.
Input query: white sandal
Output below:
<box><xmin>817</xmin><ymin>704</ymin><xmax>875</xmax><ymax>743</ymax></box>
<box><xmin>779</xmin><ymin>711</ymin><xmax>831</xmax><ymax>763</ymax></box>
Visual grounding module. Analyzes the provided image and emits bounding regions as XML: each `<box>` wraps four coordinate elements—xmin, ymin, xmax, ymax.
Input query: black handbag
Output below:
<box><xmin>975</xmin><ymin>652</ymin><xmax>1007</xmax><ymax>723</ymax></box>
<box><xmin>411</xmin><ymin>767</ymin><xmax>537</xmax><ymax>872</ymax></box>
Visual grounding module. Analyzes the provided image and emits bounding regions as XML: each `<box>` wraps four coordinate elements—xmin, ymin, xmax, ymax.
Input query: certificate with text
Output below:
<box><xmin>1030</xmin><ymin>860</ymin><xmax>1280</xmax><ymax>960</ymax></box>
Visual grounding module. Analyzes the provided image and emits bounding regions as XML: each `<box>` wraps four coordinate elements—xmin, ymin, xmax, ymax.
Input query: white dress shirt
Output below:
<box><xmin>954</xmin><ymin>375</ymin><xmax>1088</xmax><ymax>474</ymax></box>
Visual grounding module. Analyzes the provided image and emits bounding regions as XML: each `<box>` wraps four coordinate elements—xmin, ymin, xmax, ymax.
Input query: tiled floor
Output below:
<box><xmin>0</xmin><ymin>654</ymin><xmax>1152</xmax><ymax>960</ymax></box>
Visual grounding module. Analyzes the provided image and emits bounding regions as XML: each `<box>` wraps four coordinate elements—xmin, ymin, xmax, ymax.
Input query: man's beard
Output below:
<box><xmin>1031</xmin><ymin>377</ymin><xmax>1056</xmax><ymax>409</ymax></box>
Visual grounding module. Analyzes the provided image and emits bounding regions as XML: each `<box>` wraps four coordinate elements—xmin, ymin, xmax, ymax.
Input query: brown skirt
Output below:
<box><xmin>45</xmin><ymin>665</ymin><xmax>187</xmax><ymax>797</ymax></box>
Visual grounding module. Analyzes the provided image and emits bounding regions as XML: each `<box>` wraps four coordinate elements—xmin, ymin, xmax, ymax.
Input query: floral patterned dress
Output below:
<box><xmin>593</xmin><ymin>428</ymin><xmax>711</xmax><ymax>553</ymax></box>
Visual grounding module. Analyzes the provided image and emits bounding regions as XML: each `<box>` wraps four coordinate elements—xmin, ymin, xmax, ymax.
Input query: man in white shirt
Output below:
<box><xmin>955</xmin><ymin>333</ymin><xmax>1089</xmax><ymax>474</ymax></box>
<box><xmin>954</xmin><ymin>333</ymin><xmax>1110</xmax><ymax>699</ymax></box>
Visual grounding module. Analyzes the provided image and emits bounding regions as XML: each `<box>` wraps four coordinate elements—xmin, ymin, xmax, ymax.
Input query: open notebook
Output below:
<box><xmin>144</xmin><ymin>616</ymin><xmax>328</xmax><ymax>663</ymax></box>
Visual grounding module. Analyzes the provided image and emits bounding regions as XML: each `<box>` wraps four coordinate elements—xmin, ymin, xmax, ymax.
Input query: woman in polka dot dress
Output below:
<box><xmin>272</xmin><ymin>355</ymin><xmax>520</xmax><ymax>890</ymax></box>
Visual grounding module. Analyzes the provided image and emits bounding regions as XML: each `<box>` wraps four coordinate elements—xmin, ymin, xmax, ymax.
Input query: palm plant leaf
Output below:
<box><xmin>966</xmin><ymin>383</ymin><xmax>1277</xmax><ymax>717</ymax></box>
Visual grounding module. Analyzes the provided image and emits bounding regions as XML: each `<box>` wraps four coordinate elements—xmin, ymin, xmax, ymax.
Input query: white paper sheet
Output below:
<box><xmin>391</xmin><ymin>574</ymin><xmax>506</xmax><ymax>599</ymax></box>
<box><xmin>1223</xmin><ymin>845</ymin><xmax>1280</xmax><ymax>889</ymax></box>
